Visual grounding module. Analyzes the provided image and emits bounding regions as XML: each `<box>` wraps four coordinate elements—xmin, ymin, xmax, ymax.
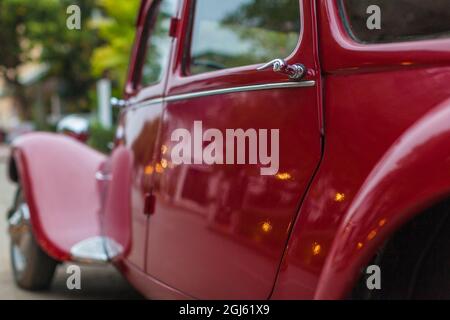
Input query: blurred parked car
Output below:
<box><xmin>56</xmin><ymin>114</ymin><xmax>91</xmax><ymax>143</ymax></box>
<box><xmin>5</xmin><ymin>122</ymin><xmax>35</xmax><ymax>144</ymax></box>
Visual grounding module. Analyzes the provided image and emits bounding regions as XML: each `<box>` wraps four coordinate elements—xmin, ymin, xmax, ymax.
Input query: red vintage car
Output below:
<box><xmin>6</xmin><ymin>0</ymin><xmax>450</xmax><ymax>299</ymax></box>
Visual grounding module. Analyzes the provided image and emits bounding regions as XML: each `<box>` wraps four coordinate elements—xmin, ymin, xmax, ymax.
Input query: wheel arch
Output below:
<box><xmin>9</xmin><ymin>132</ymin><xmax>106</xmax><ymax>262</ymax></box>
<box><xmin>315</xmin><ymin>97</ymin><xmax>450</xmax><ymax>299</ymax></box>
<box><xmin>350</xmin><ymin>197</ymin><xmax>450</xmax><ymax>299</ymax></box>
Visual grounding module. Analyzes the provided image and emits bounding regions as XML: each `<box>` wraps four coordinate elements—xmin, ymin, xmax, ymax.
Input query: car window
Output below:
<box><xmin>341</xmin><ymin>0</ymin><xmax>450</xmax><ymax>43</ymax></box>
<box><xmin>140</xmin><ymin>0</ymin><xmax>178</xmax><ymax>86</ymax></box>
<box><xmin>187</xmin><ymin>0</ymin><xmax>301</xmax><ymax>75</ymax></box>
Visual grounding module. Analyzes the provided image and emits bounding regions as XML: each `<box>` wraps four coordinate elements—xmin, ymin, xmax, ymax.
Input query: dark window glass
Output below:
<box><xmin>141</xmin><ymin>0</ymin><xmax>177</xmax><ymax>86</ymax></box>
<box><xmin>341</xmin><ymin>0</ymin><xmax>450</xmax><ymax>43</ymax></box>
<box><xmin>188</xmin><ymin>0</ymin><xmax>301</xmax><ymax>75</ymax></box>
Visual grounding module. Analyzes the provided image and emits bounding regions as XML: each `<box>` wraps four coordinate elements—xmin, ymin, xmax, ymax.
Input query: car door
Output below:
<box><xmin>146</xmin><ymin>0</ymin><xmax>322</xmax><ymax>299</ymax></box>
<box><xmin>101</xmin><ymin>0</ymin><xmax>179</xmax><ymax>270</ymax></box>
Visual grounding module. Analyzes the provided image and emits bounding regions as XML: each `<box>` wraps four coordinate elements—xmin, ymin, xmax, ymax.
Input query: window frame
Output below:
<box><xmin>338</xmin><ymin>0</ymin><xmax>450</xmax><ymax>45</ymax></box>
<box><xmin>133</xmin><ymin>0</ymin><xmax>163</xmax><ymax>89</ymax></box>
<box><xmin>317</xmin><ymin>0</ymin><xmax>450</xmax><ymax>74</ymax></box>
<box><xmin>181</xmin><ymin>0</ymin><xmax>304</xmax><ymax>78</ymax></box>
<box><xmin>125</xmin><ymin>0</ymin><xmax>179</xmax><ymax>102</ymax></box>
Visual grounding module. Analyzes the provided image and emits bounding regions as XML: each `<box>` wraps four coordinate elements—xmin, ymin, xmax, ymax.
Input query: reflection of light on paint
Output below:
<box><xmin>401</xmin><ymin>61</ymin><xmax>414</xmax><ymax>66</ymax></box>
<box><xmin>161</xmin><ymin>158</ymin><xmax>168</xmax><ymax>169</ymax></box>
<box><xmin>155</xmin><ymin>163</ymin><xmax>163</xmax><ymax>173</ymax></box>
<box><xmin>357</xmin><ymin>242</ymin><xmax>363</xmax><ymax>249</ymax></box>
<box><xmin>161</xmin><ymin>145</ymin><xmax>168</xmax><ymax>155</ymax></box>
<box><xmin>312</xmin><ymin>242</ymin><xmax>321</xmax><ymax>256</ymax></box>
<box><xmin>367</xmin><ymin>230</ymin><xmax>377</xmax><ymax>240</ymax></box>
<box><xmin>275</xmin><ymin>172</ymin><xmax>292</xmax><ymax>181</ymax></box>
<box><xmin>334</xmin><ymin>193</ymin><xmax>345</xmax><ymax>202</ymax></box>
<box><xmin>261</xmin><ymin>221</ymin><xmax>272</xmax><ymax>233</ymax></box>
<box><xmin>379</xmin><ymin>218</ymin><xmax>387</xmax><ymax>227</ymax></box>
<box><xmin>144</xmin><ymin>165</ymin><xmax>154</xmax><ymax>175</ymax></box>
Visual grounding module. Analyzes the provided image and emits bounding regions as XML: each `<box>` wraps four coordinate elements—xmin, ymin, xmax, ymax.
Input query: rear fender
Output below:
<box><xmin>315</xmin><ymin>98</ymin><xmax>450</xmax><ymax>299</ymax></box>
<box><xmin>10</xmin><ymin>133</ymin><xmax>106</xmax><ymax>261</ymax></box>
<box><xmin>102</xmin><ymin>145</ymin><xmax>133</xmax><ymax>260</ymax></box>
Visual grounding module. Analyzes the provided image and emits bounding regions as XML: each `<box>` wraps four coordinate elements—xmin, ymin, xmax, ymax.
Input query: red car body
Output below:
<box><xmin>8</xmin><ymin>0</ymin><xmax>450</xmax><ymax>299</ymax></box>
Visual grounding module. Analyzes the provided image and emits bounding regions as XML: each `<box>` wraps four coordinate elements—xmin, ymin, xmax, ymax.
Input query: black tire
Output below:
<box><xmin>8</xmin><ymin>188</ymin><xmax>58</xmax><ymax>291</ymax></box>
<box><xmin>351</xmin><ymin>201</ymin><xmax>450</xmax><ymax>299</ymax></box>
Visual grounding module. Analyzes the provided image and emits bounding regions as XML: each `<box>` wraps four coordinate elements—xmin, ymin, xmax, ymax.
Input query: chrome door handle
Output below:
<box><xmin>257</xmin><ymin>58</ymin><xmax>306</xmax><ymax>80</ymax></box>
<box><xmin>110</xmin><ymin>97</ymin><xmax>126</xmax><ymax>108</ymax></box>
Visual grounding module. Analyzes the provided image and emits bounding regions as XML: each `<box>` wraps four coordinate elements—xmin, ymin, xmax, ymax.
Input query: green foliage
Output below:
<box><xmin>0</xmin><ymin>0</ymin><xmax>101</xmax><ymax>119</ymax></box>
<box><xmin>87</xmin><ymin>121</ymin><xmax>115</xmax><ymax>154</ymax></box>
<box><xmin>191</xmin><ymin>0</ymin><xmax>300</xmax><ymax>75</ymax></box>
<box><xmin>35</xmin><ymin>1</ymin><xmax>100</xmax><ymax>103</ymax></box>
<box><xmin>224</xmin><ymin>0</ymin><xmax>300</xmax><ymax>33</ymax></box>
<box><xmin>91</xmin><ymin>0</ymin><xmax>140</xmax><ymax>91</ymax></box>
<box><xmin>222</xmin><ymin>0</ymin><xmax>300</xmax><ymax>63</ymax></box>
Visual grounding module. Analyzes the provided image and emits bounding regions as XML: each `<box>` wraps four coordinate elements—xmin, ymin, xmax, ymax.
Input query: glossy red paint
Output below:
<box><xmin>10</xmin><ymin>0</ymin><xmax>450</xmax><ymax>300</ymax></box>
<box><xmin>102</xmin><ymin>0</ymin><xmax>178</xmax><ymax>271</ymax></box>
<box><xmin>143</xmin><ymin>0</ymin><xmax>322</xmax><ymax>299</ymax></box>
<box><xmin>62</xmin><ymin>131</ymin><xmax>89</xmax><ymax>143</ymax></box>
<box><xmin>101</xmin><ymin>145</ymin><xmax>133</xmax><ymax>261</ymax></box>
<box><xmin>319</xmin><ymin>0</ymin><xmax>450</xmax><ymax>73</ymax></box>
<box><xmin>108</xmin><ymin>102</ymin><xmax>164</xmax><ymax>270</ymax></box>
<box><xmin>271</xmin><ymin>1</ymin><xmax>450</xmax><ymax>299</ymax></box>
<box><xmin>10</xmin><ymin>133</ymin><xmax>105</xmax><ymax>261</ymax></box>
<box><xmin>315</xmin><ymin>98</ymin><xmax>450</xmax><ymax>299</ymax></box>
<box><xmin>117</xmin><ymin>259</ymin><xmax>192</xmax><ymax>299</ymax></box>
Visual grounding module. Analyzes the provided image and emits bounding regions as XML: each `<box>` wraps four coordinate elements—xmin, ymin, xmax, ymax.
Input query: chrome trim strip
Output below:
<box><xmin>132</xmin><ymin>81</ymin><xmax>315</xmax><ymax>108</ymax></box>
<box><xmin>130</xmin><ymin>97</ymin><xmax>164</xmax><ymax>108</ymax></box>
<box><xmin>144</xmin><ymin>97</ymin><xmax>164</xmax><ymax>105</ymax></box>
<box><xmin>165</xmin><ymin>81</ymin><xmax>316</xmax><ymax>103</ymax></box>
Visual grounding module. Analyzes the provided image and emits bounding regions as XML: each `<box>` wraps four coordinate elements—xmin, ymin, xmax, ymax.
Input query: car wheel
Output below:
<box><xmin>8</xmin><ymin>188</ymin><xmax>58</xmax><ymax>291</ymax></box>
<box><xmin>351</xmin><ymin>201</ymin><xmax>450</xmax><ymax>299</ymax></box>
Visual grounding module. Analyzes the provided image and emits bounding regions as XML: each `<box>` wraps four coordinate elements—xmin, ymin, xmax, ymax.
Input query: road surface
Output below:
<box><xmin>0</xmin><ymin>145</ymin><xmax>143</xmax><ymax>299</ymax></box>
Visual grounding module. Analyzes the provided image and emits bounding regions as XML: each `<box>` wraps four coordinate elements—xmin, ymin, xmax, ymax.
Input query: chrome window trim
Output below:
<box><xmin>165</xmin><ymin>81</ymin><xmax>315</xmax><ymax>102</ymax></box>
<box><xmin>130</xmin><ymin>97</ymin><xmax>164</xmax><ymax>108</ymax></box>
<box><xmin>131</xmin><ymin>80</ymin><xmax>315</xmax><ymax>108</ymax></box>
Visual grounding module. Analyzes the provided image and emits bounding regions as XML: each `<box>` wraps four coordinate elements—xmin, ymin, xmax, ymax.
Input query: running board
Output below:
<box><xmin>70</xmin><ymin>236</ymin><xmax>124</xmax><ymax>264</ymax></box>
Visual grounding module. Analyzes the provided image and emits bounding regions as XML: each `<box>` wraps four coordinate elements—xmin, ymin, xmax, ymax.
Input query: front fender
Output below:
<box><xmin>315</xmin><ymin>98</ymin><xmax>450</xmax><ymax>299</ymax></box>
<box><xmin>10</xmin><ymin>132</ymin><xmax>106</xmax><ymax>261</ymax></box>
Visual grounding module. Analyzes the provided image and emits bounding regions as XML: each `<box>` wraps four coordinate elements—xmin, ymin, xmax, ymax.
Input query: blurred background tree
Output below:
<box><xmin>0</xmin><ymin>0</ymin><xmax>100</xmax><ymax>125</ymax></box>
<box><xmin>0</xmin><ymin>0</ymin><xmax>139</xmax><ymax>134</ymax></box>
<box><xmin>91</xmin><ymin>0</ymin><xmax>140</xmax><ymax>96</ymax></box>
<box><xmin>86</xmin><ymin>0</ymin><xmax>140</xmax><ymax>152</ymax></box>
